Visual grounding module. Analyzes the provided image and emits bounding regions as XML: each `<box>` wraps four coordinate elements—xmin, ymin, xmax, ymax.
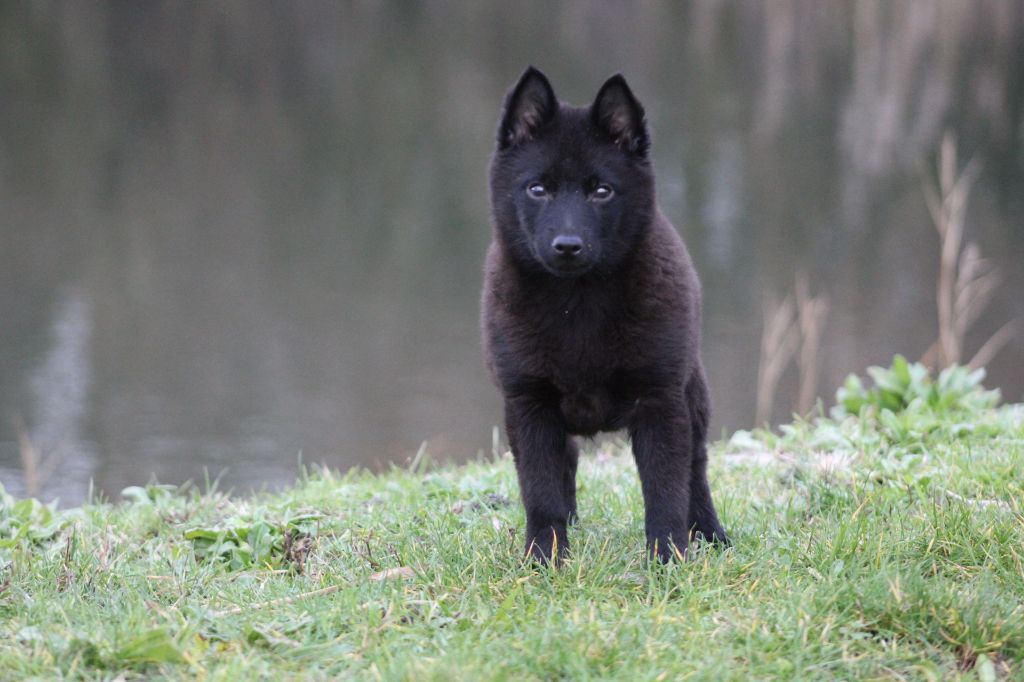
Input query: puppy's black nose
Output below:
<box><xmin>552</xmin><ymin>235</ymin><xmax>583</xmax><ymax>257</ymax></box>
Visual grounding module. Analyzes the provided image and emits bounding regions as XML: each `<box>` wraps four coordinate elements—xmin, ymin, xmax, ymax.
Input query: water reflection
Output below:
<box><xmin>1</xmin><ymin>2</ymin><xmax>1021</xmax><ymax>503</ymax></box>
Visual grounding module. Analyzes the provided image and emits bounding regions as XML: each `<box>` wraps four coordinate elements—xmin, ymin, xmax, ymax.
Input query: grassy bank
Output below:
<box><xmin>1</xmin><ymin>359</ymin><xmax>1023</xmax><ymax>680</ymax></box>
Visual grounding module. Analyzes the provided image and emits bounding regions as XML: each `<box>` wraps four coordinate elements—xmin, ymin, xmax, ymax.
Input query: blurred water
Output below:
<box><xmin>1</xmin><ymin>2</ymin><xmax>1022</xmax><ymax>504</ymax></box>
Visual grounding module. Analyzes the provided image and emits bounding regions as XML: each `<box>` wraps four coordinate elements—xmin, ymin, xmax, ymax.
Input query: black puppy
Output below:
<box><xmin>481</xmin><ymin>67</ymin><xmax>728</xmax><ymax>563</ymax></box>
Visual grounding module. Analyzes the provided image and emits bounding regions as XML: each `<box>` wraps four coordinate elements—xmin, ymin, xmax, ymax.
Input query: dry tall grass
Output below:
<box><xmin>921</xmin><ymin>133</ymin><xmax>1016</xmax><ymax>370</ymax></box>
<box><xmin>13</xmin><ymin>416</ymin><xmax>63</xmax><ymax>498</ymax></box>
<box><xmin>755</xmin><ymin>276</ymin><xmax>829</xmax><ymax>426</ymax></box>
<box><xmin>795</xmin><ymin>276</ymin><xmax>830</xmax><ymax>415</ymax></box>
<box><xmin>755</xmin><ymin>295</ymin><xmax>800</xmax><ymax>426</ymax></box>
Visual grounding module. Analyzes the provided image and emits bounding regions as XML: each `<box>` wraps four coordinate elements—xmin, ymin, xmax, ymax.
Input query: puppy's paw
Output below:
<box><xmin>525</xmin><ymin>527</ymin><xmax>568</xmax><ymax>566</ymax></box>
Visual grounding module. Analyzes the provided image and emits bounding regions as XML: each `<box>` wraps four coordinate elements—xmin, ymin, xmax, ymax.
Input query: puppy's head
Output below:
<box><xmin>489</xmin><ymin>67</ymin><xmax>655</xmax><ymax>278</ymax></box>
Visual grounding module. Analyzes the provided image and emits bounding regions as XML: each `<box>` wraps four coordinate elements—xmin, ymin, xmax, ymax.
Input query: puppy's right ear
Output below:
<box><xmin>498</xmin><ymin>67</ymin><xmax>557</xmax><ymax>149</ymax></box>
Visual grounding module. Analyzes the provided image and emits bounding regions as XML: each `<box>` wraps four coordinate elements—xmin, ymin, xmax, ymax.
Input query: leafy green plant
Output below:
<box><xmin>833</xmin><ymin>355</ymin><xmax>999</xmax><ymax>418</ymax></box>
<box><xmin>0</xmin><ymin>484</ymin><xmax>70</xmax><ymax>562</ymax></box>
<box><xmin>121</xmin><ymin>483</ymin><xmax>179</xmax><ymax>505</ymax></box>
<box><xmin>185</xmin><ymin>512</ymin><xmax>323</xmax><ymax>571</ymax></box>
<box><xmin>725</xmin><ymin>355</ymin><xmax>1010</xmax><ymax>457</ymax></box>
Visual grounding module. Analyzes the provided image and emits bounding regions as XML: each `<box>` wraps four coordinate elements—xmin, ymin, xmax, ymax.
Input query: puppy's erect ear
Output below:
<box><xmin>590</xmin><ymin>74</ymin><xmax>649</xmax><ymax>157</ymax></box>
<box><xmin>498</xmin><ymin>66</ymin><xmax>557</xmax><ymax>149</ymax></box>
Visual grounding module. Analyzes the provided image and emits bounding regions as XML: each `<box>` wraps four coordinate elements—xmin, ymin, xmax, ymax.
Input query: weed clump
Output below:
<box><xmin>834</xmin><ymin>355</ymin><xmax>999</xmax><ymax>419</ymax></box>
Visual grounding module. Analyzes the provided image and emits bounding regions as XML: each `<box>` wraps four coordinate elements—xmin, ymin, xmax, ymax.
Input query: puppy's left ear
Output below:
<box><xmin>590</xmin><ymin>74</ymin><xmax>649</xmax><ymax>157</ymax></box>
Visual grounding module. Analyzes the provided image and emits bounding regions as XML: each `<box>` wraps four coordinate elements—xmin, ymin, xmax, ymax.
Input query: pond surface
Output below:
<box><xmin>2</xmin><ymin>2</ymin><xmax>1022</xmax><ymax>503</ymax></box>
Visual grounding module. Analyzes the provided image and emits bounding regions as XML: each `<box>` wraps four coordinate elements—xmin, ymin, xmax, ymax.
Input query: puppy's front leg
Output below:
<box><xmin>505</xmin><ymin>395</ymin><xmax>572</xmax><ymax>564</ymax></box>
<box><xmin>629</xmin><ymin>390</ymin><xmax>693</xmax><ymax>562</ymax></box>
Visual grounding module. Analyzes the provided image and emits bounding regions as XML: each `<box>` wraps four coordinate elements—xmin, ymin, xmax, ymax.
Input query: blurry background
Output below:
<box><xmin>1</xmin><ymin>1</ymin><xmax>1022</xmax><ymax>504</ymax></box>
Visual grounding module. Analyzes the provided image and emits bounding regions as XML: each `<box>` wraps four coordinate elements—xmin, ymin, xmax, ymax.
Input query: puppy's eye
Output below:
<box><xmin>592</xmin><ymin>184</ymin><xmax>614</xmax><ymax>201</ymax></box>
<box><xmin>527</xmin><ymin>182</ymin><xmax>547</xmax><ymax>198</ymax></box>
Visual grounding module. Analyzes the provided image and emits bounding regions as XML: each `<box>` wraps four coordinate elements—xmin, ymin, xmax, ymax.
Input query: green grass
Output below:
<box><xmin>1</xmin><ymin>359</ymin><xmax>1023</xmax><ymax>680</ymax></box>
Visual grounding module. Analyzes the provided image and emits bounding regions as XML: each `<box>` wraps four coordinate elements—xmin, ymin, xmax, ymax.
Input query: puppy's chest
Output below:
<box><xmin>528</xmin><ymin>302</ymin><xmax>633</xmax><ymax>380</ymax></box>
<box><xmin>500</xmin><ymin>290</ymin><xmax>651</xmax><ymax>433</ymax></box>
<box><xmin>538</xmin><ymin>323</ymin><xmax>636</xmax><ymax>434</ymax></box>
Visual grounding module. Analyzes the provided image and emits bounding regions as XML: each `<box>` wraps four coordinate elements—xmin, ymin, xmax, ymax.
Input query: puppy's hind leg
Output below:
<box><xmin>564</xmin><ymin>438</ymin><xmax>579</xmax><ymax>525</ymax></box>
<box><xmin>686</xmin><ymin>371</ymin><xmax>729</xmax><ymax>547</ymax></box>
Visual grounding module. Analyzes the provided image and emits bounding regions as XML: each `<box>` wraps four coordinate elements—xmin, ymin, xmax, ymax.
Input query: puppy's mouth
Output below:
<box><xmin>541</xmin><ymin>259</ymin><xmax>594</xmax><ymax>278</ymax></box>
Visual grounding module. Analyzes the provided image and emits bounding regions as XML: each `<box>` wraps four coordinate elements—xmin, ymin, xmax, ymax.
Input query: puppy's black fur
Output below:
<box><xmin>482</xmin><ymin>67</ymin><xmax>728</xmax><ymax>563</ymax></box>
